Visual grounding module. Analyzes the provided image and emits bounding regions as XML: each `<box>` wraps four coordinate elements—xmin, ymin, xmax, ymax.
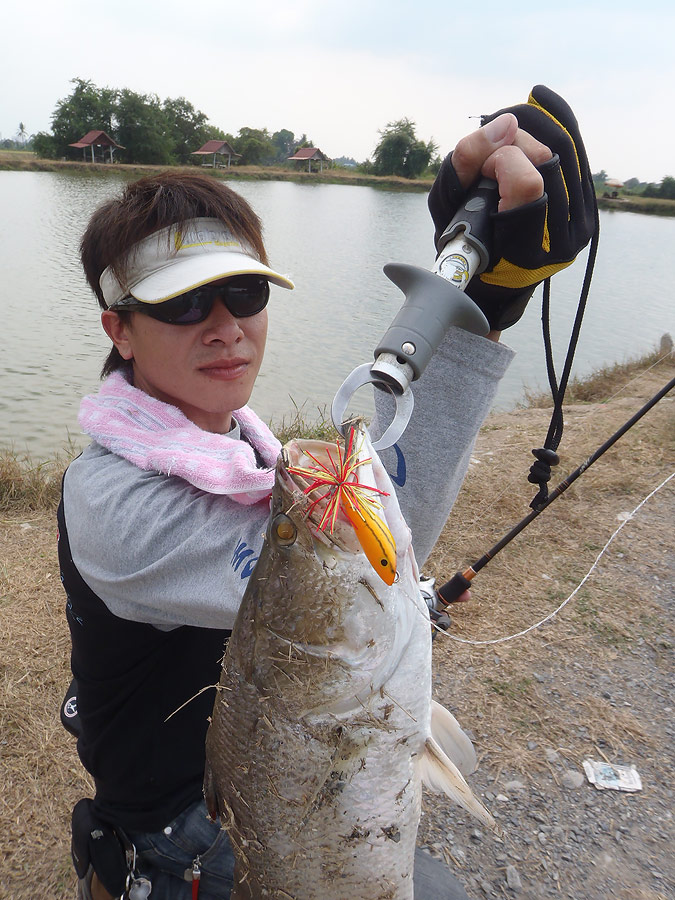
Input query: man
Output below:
<box><xmin>60</xmin><ymin>86</ymin><xmax>595</xmax><ymax>899</ymax></box>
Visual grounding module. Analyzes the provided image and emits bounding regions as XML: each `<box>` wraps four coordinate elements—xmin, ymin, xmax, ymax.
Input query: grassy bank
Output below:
<box><xmin>0</xmin><ymin>150</ymin><xmax>433</xmax><ymax>193</ymax></box>
<box><xmin>5</xmin><ymin>151</ymin><xmax>675</xmax><ymax>212</ymax></box>
<box><xmin>596</xmin><ymin>194</ymin><xmax>675</xmax><ymax>217</ymax></box>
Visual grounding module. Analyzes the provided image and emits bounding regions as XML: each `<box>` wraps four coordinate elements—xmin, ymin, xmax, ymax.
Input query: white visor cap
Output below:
<box><xmin>100</xmin><ymin>217</ymin><xmax>294</xmax><ymax>307</ymax></box>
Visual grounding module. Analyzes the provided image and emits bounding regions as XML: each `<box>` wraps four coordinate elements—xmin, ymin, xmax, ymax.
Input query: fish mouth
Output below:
<box><xmin>278</xmin><ymin>440</ymin><xmax>363</xmax><ymax>554</ymax></box>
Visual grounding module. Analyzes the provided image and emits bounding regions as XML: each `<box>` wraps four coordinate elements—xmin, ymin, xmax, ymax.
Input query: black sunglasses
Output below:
<box><xmin>110</xmin><ymin>275</ymin><xmax>270</xmax><ymax>324</ymax></box>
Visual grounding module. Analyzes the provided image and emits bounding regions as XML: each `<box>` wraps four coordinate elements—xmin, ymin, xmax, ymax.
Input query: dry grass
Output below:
<box><xmin>0</xmin><ymin>515</ymin><xmax>93</xmax><ymax>899</ymax></box>
<box><xmin>0</xmin><ymin>450</ymin><xmax>72</xmax><ymax>514</ymax></box>
<box><xmin>524</xmin><ymin>343</ymin><xmax>672</xmax><ymax>407</ymax></box>
<box><xmin>0</xmin><ymin>348</ymin><xmax>673</xmax><ymax>898</ymax></box>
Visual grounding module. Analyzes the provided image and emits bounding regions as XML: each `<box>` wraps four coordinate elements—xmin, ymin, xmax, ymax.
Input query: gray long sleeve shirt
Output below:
<box><xmin>62</xmin><ymin>327</ymin><xmax>513</xmax><ymax>631</ymax></box>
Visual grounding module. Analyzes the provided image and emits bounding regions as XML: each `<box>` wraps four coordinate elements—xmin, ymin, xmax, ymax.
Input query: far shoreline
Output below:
<box><xmin>2</xmin><ymin>152</ymin><xmax>675</xmax><ymax>214</ymax></box>
<box><xmin>0</xmin><ymin>152</ymin><xmax>433</xmax><ymax>194</ymax></box>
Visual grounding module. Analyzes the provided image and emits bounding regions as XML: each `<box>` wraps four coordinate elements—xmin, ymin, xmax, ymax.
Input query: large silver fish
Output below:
<box><xmin>204</xmin><ymin>429</ymin><xmax>492</xmax><ymax>899</ymax></box>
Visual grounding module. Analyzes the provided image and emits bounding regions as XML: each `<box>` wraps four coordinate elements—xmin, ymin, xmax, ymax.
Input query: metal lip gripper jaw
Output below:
<box><xmin>331</xmin><ymin>178</ymin><xmax>497</xmax><ymax>450</ymax></box>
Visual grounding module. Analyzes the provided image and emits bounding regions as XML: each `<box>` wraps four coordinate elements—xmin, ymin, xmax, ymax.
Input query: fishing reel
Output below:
<box><xmin>419</xmin><ymin>574</ymin><xmax>452</xmax><ymax>638</ymax></box>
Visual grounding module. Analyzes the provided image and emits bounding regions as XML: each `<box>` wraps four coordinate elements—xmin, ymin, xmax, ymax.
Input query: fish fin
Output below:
<box><xmin>420</xmin><ymin>737</ymin><xmax>495</xmax><ymax>829</ymax></box>
<box><xmin>430</xmin><ymin>699</ymin><xmax>477</xmax><ymax>777</ymax></box>
<box><xmin>203</xmin><ymin>759</ymin><xmax>221</xmax><ymax>823</ymax></box>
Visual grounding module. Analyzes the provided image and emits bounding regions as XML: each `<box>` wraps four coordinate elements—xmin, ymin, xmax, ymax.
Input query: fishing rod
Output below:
<box><xmin>437</xmin><ymin>374</ymin><xmax>675</xmax><ymax>606</ymax></box>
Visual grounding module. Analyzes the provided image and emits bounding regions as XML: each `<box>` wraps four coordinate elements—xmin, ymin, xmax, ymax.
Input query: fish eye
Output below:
<box><xmin>272</xmin><ymin>514</ymin><xmax>297</xmax><ymax>546</ymax></box>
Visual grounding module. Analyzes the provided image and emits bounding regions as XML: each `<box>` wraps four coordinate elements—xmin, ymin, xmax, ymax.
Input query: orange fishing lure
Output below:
<box><xmin>287</xmin><ymin>428</ymin><xmax>397</xmax><ymax>585</ymax></box>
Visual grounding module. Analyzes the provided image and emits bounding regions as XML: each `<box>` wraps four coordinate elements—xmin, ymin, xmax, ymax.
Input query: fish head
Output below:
<box><xmin>231</xmin><ymin>433</ymin><xmax>425</xmax><ymax>719</ymax></box>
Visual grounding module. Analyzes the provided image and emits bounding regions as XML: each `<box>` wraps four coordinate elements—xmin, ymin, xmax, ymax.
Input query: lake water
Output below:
<box><xmin>1</xmin><ymin>170</ymin><xmax>674</xmax><ymax>459</ymax></box>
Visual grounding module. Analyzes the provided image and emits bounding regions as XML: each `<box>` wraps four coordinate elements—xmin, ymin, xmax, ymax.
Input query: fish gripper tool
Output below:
<box><xmin>331</xmin><ymin>178</ymin><xmax>497</xmax><ymax>450</ymax></box>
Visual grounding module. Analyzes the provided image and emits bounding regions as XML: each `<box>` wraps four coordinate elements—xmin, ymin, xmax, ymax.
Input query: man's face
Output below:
<box><xmin>102</xmin><ymin>282</ymin><xmax>268</xmax><ymax>433</ymax></box>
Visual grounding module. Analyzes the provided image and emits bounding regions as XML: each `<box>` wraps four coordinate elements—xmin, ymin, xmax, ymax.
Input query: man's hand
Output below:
<box><xmin>429</xmin><ymin>86</ymin><xmax>597</xmax><ymax>331</ymax></box>
<box><xmin>451</xmin><ymin>112</ymin><xmax>551</xmax><ymax>211</ymax></box>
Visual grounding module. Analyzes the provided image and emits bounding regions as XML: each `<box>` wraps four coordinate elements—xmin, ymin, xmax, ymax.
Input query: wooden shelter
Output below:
<box><xmin>191</xmin><ymin>140</ymin><xmax>241</xmax><ymax>168</ymax></box>
<box><xmin>288</xmin><ymin>147</ymin><xmax>330</xmax><ymax>173</ymax></box>
<box><xmin>68</xmin><ymin>130</ymin><xmax>124</xmax><ymax>163</ymax></box>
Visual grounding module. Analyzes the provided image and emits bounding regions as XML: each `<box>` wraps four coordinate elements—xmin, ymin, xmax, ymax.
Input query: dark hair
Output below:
<box><xmin>80</xmin><ymin>171</ymin><xmax>269</xmax><ymax>378</ymax></box>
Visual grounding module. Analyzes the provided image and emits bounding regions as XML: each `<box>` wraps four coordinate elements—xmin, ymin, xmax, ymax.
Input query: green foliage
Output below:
<box><xmin>592</xmin><ymin>169</ymin><xmax>607</xmax><ymax>186</ymax></box>
<box><xmin>51</xmin><ymin>78</ymin><xmax>117</xmax><ymax>157</ymax></box>
<box><xmin>333</xmin><ymin>155</ymin><xmax>358</xmax><ymax>168</ymax></box>
<box><xmin>235</xmin><ymin>127</ymin><xmax>276</xmax><ymax>166</ymax></box>
<box><xmin>271</xmin><ymin>129</ymin><xmax>296</xmax><ymax>163</ymax></box>
<box><xmin>643</xmin><ymin>175</ymin><xmax>675</xmax><ymax>199</ymax></box>
<box><xmin>32</xmin><ymin>132</ymin><xmax>58</xmax><ymax>159</ymax></box>
<box><xmin>45</xmin><ymin>77</ymin><xmax>219</xmax><ymax>166</ymax></box>
<box><xmin>233</xmin><ymin>127</ymin><xmax>313</xmax><ymax>166</ymax></box>
<box><xmin>162</xmin><ymin>96</ymin><xmax>209</xmax><ymax>165</ymax></box>
<box><xmin>372</xmin><ymin>118</ymin><xmax>437</xmax><ymax>178</ymax></box>
<box><xmin>115</xmin><ymin>89</ymin><xmax>173</xmax><ymax>165</ymax></box>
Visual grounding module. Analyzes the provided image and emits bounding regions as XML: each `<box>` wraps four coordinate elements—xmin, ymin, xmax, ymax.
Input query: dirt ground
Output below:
<box><xmin>0</xmin><ymin>354</ymin><xmax>673</xmax><ymax>900</ymax></box>
<box><xmin>419</xmin><ymin>359</ymin><xmax>674</xmax><ymax>899</ymax></box>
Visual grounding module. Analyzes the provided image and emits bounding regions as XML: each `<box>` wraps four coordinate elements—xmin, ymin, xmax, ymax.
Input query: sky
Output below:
<box><xmin>2</xmin><ymin>0</ymin><xmax>673</xmax><ymax>183</ymax></box>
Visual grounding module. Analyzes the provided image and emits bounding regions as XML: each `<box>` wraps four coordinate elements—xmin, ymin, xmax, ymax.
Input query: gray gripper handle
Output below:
<box><xmin>436</xmin><ymin>176</ymin><xmax>499</xmax><ymax>273</ymax></box>
<box><xmin>376</xmin><ymin>263</ymin><xmax>489</xmax><ymax>381</ymax></box>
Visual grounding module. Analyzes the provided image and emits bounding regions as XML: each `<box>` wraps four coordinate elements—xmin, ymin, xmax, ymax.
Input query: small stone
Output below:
<box><xmin>561</xmin><ymin>770</ymin><xmax>585</xmax><ymax>789</ymax></box>
<box><xmin>527</xmin><ymin>741</ymin><xmax>538</xmax><ymax>751</ymax></box>
<box><xmin>496</xmin><ymin>794</ymin><xmax>510</xmax><ymax>802</ymax></box>
<box><xmin>537</xmin><ymin>832</ymin><xmax>547</xmax><ymax>845</ymax></box>
<box><xmin>471</xmin><ymin>829</ymin><xmax>484</xmax><ymax>842</ymax></box>
<box><xmin>506</xmin><ymin>865</ymin><xmax>522</xmax><ymax>891</ymax></box>
<box><xmin>504</xmin><ymin>780</ymin><xmax>525</xmax><ymax>791</ymax></box>
<box><xmin>544</xmin><ymin>748</ymin><xmax>560</xmax><ymax>763</ymax></box>
<box><xmin>20</xmin><ymin>522</ymin><xmax>32</xmax><ymax>530</ymax></box>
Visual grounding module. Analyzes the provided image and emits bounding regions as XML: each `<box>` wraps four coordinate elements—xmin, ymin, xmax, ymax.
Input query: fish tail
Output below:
<box><xmin>420</xmin><ymin>737</ymin><xmax>495</xmax><ymax>829</ymax></box>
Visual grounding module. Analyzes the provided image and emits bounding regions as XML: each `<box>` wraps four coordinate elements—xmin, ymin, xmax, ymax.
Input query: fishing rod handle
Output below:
<box><xmin>435</xmin><ymin>176</ymin><xmax>498</xmax><ymax>276</ymax></box>
<box><xmin>437</xmin><ymin>569</ymin><xmax>475</xmax><ymax>606</ymax></box>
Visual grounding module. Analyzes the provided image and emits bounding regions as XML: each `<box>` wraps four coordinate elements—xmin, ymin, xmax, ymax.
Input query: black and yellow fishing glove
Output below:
<box><xmin>428</xmin><ymin>84</ymin><xmax>596</xmax><ymax>330</ymax></box>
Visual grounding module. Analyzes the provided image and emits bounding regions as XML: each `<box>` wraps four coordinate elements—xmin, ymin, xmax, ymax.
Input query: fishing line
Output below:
<box><xmin>591</xmin><ymin>349</ymin><xmax>674</xmax><ymax>406</ymax></box>
<box><xmin>433</xmin><ymin>471</ymin><xmax>674</xmax><ymax>646</ymax></box>
<box><xmin>436</xmin><ymin>358</ymin><xmax>674</xmax><ymax>567</ymax></box>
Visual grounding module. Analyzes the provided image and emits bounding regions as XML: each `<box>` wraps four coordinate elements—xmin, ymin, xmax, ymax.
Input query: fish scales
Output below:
<box><xmin>204</xmin><ymin>433</ymin><xmax>491</xmax><ymax>899</ymax></box>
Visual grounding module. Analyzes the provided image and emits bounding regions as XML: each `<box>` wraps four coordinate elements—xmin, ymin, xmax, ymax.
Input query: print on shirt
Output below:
<box><xmin>231</xmin><ymin>539</ymin><xmax>259</xmax><ymax>579</ymax></box>
<box><xmin>389</xmin><ymin>443</ymin><xmax>407</xmax><ymax>487</ymax></box>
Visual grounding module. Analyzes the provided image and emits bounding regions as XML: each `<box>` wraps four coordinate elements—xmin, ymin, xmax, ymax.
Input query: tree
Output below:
<box><xmin>33</xmin><ymin>131</ymin><xmax>58</xmax><ymax>158</ymax></box>
<box><xmin>115</xmin><ymin>89</ymin><xmax>173</xmax><ymax>165</ymax></box>
<box><xmin>372</xmin><ymin>119</ymin><xmax>437</xmax><ymax>178</ymax></box>
<box><xmin>643</xmin><ymin>176</ymin><xmax>675</xmax><ymax>199</ymax></box>
<box><xmin>51</xmin><ymin>78</ymin><xmax>117</xmax><ymax>157</ymax></box>
<box><xmin>658</xmin><ymin>176</ymin><xmax>675</xmax><ymax>200</ymax></box>
<box><xmin>163</xmin><ymin>96</ymin><xmax>209</xmax><ymax>165</ymax></box>
<box><xmin>271</xmin><ymin>129</ymin><xmax>297</xmax><ymax>163</ymax></box>
<box><xmin>592</xmin><ymin>170</ymin><xmax>607</xmax><ymax>187</ymax></box>
<box><xmin>235</xmin><ymin>127</ymin><xmax>276</xmax><ymax>166</ymax></box>
<box><xmin>16</xmin><ymin>123</ymin><xmax>28</xmax><ymax>147</ymax></box>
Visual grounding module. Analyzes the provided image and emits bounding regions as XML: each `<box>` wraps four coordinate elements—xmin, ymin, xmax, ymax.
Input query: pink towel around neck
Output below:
<box><xmin>78</xmin><ymin>371</ymin><xmax>281</xmax><ymax>504</ymax></box>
